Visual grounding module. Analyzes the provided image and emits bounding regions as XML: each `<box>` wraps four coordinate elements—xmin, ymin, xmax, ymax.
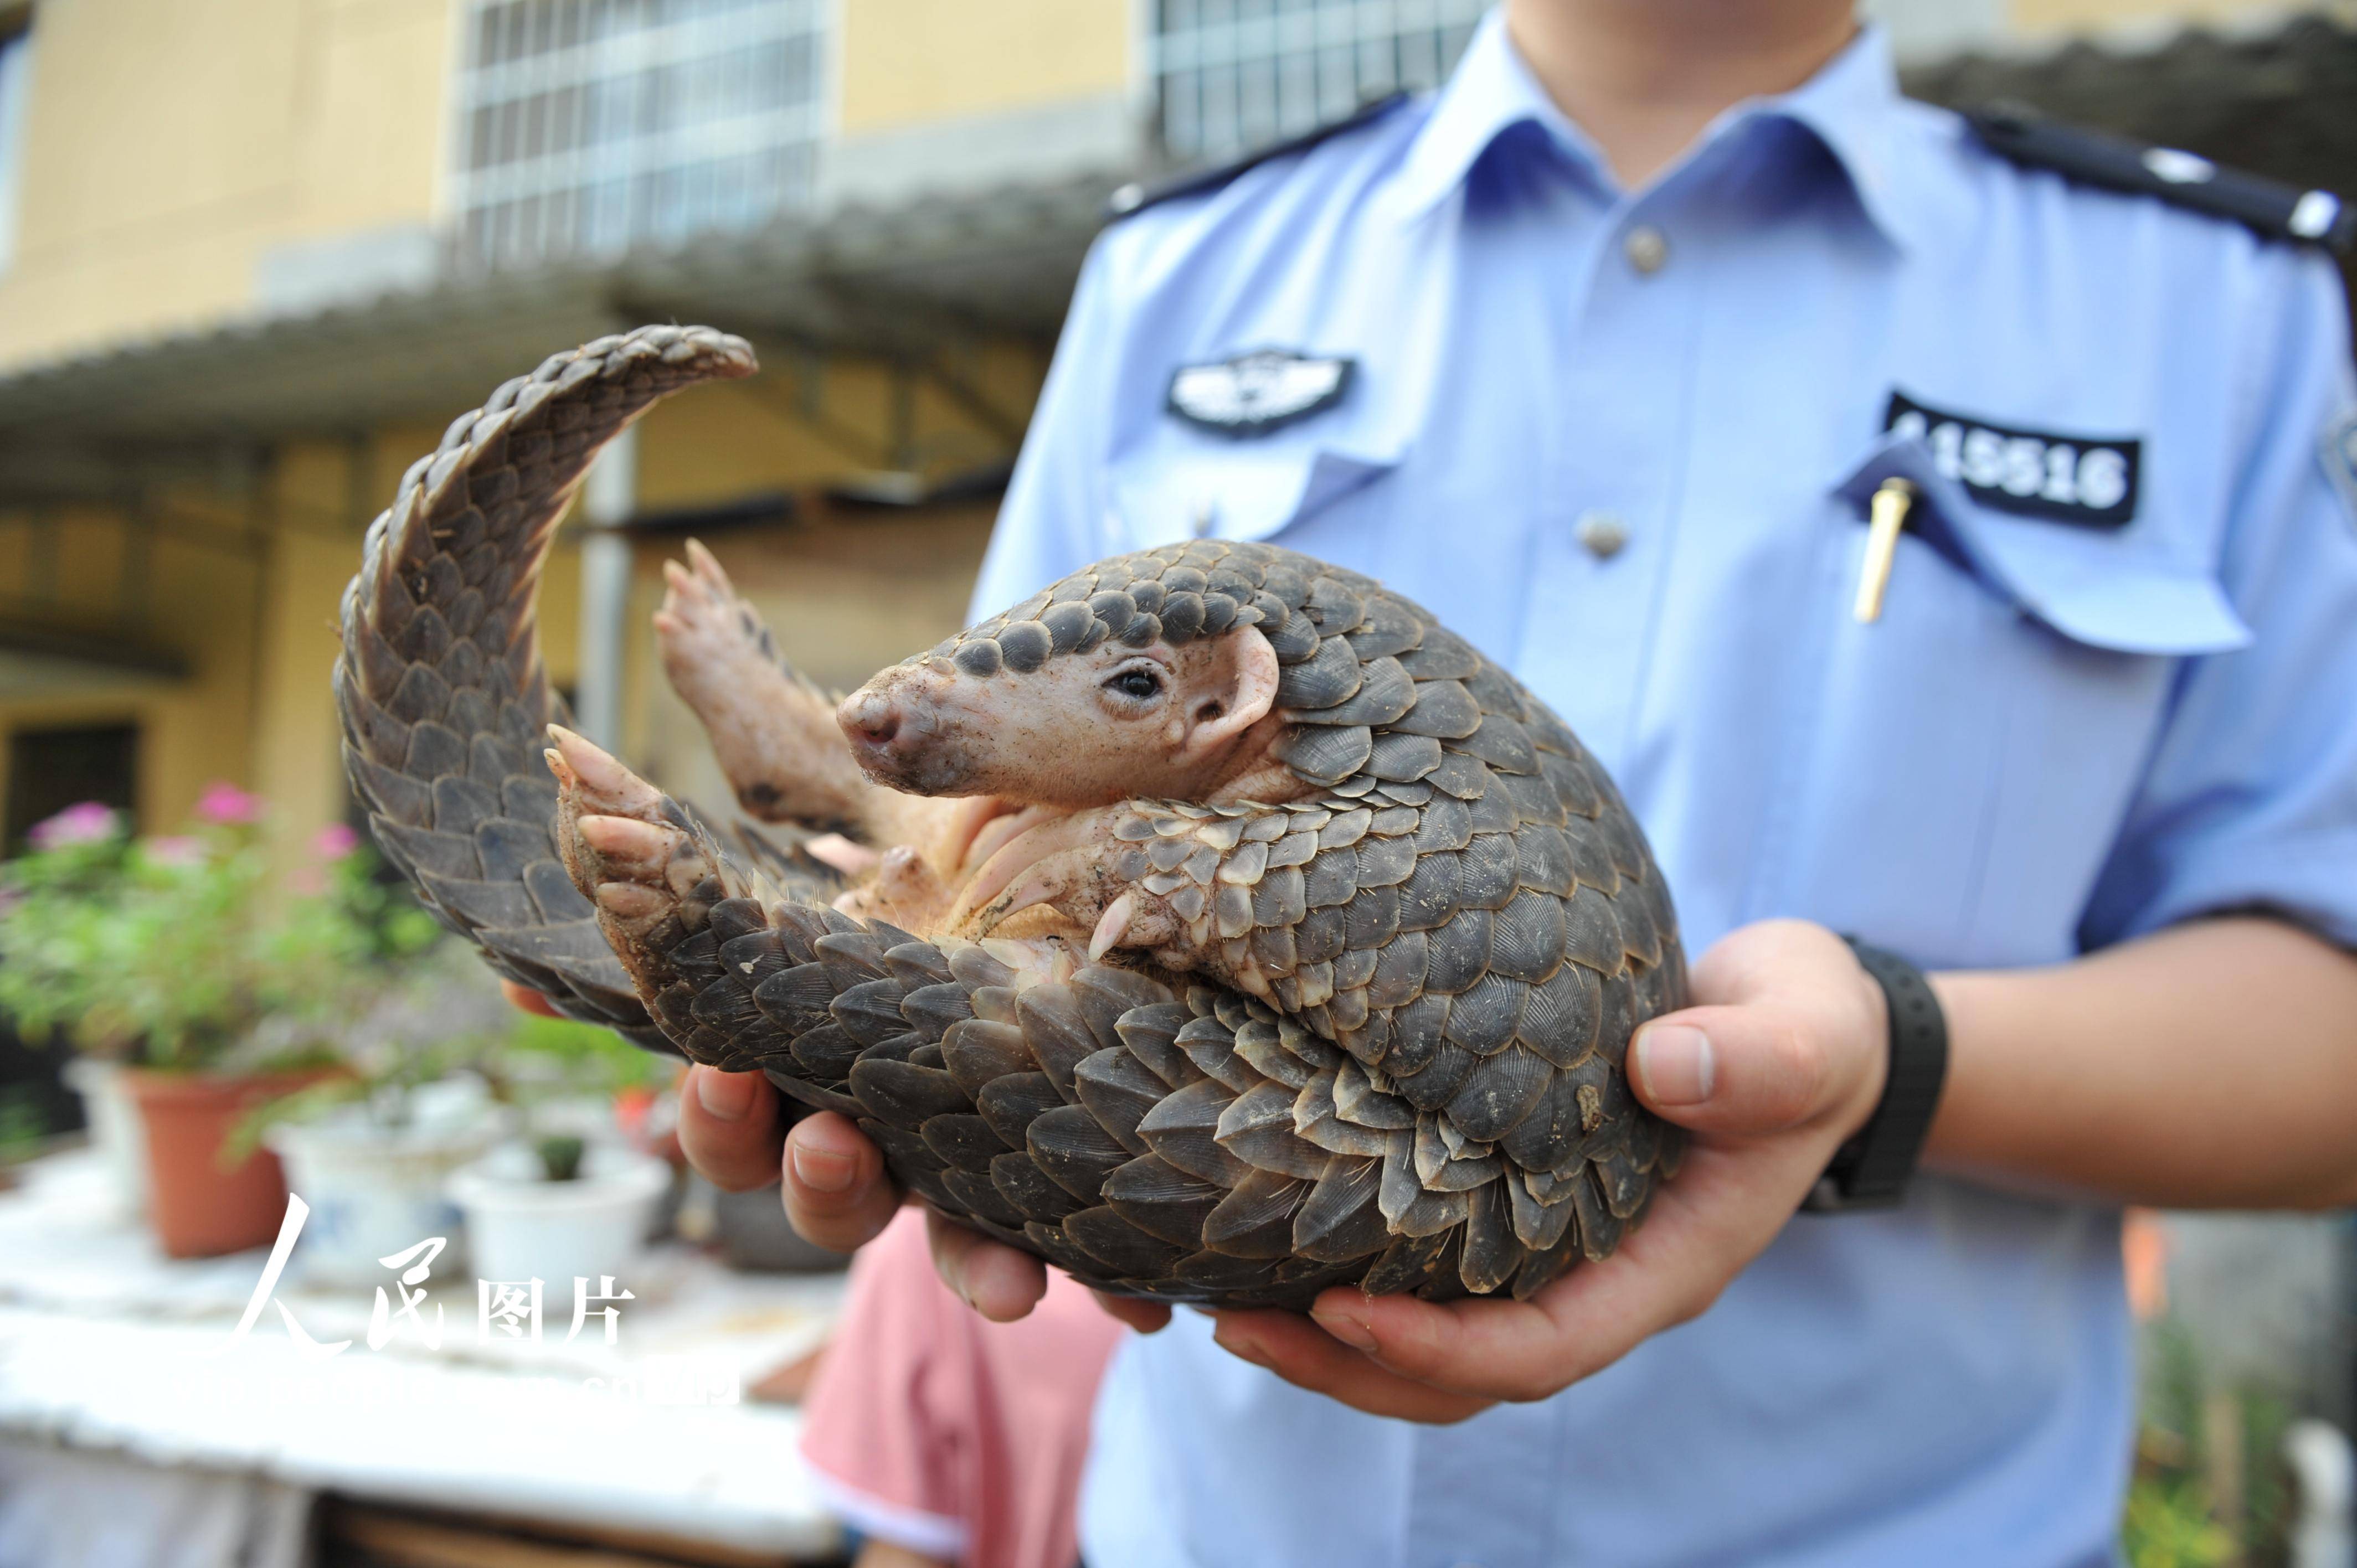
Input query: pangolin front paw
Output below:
<box><xmin>945</xmin><ymin>803</ymin><xmax>1193</xmax><ymax>966</ymax></box>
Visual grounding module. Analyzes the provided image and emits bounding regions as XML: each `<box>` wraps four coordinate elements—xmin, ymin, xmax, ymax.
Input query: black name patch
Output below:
<box><xmin>1886</xmin><ymin>391</ymin><xmax>2141</xmax><ymax>528</ymax></box>
<box><xmin>1168</xmin><ymin>349</ymin><xmax>1355</xmax><ymax>439</ymax></box>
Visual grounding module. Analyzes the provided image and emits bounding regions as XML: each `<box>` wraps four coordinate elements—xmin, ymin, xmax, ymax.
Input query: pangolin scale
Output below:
<box><xmin>336</xmin><ymin>324</ymin><xmax>1688</xmax><ymax>1308</ymax></box>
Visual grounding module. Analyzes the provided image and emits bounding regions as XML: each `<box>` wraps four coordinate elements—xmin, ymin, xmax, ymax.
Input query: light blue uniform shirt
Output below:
<box><xmin>969</xmin><ymin>14</ymin><xmax>2357</xmax><ymax>1566</ymax></box>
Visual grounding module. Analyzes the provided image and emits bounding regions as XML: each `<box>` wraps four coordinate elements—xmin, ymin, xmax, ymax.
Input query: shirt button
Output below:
<box><xmin>1576</xmin><ymin>510</ymin><xmax>1629</xmax><ymax>559</ymax></box>
<box><xmin>1623</xmin><ymin>224</ymin><xmax>1670</xmax><ymax>275</ymax></box>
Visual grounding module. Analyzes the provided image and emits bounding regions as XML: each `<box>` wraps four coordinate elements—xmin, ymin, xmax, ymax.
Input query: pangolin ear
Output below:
<box><xmin>1177</xmin><ymin>625</ymin><xmax>1280</xmax><ymax>762</ymax></box>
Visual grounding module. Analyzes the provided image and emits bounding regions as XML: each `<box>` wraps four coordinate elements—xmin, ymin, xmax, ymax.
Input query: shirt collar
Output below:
<box><xmin>1384</xmin><ymin>11</ymin><xmax>1934</xmax><ymax>254</ymax></box>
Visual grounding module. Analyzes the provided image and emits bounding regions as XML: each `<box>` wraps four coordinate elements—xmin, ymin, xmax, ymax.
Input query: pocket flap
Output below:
<box><xmin>1838</xmin><ymin>435</ymin><xmax>2251</xmax><ymax>656</ymax></box>
<box><xmin>1111</xmin><ymin>443</ymin><xmax>1401</xmax><ymax>549</ymax></box>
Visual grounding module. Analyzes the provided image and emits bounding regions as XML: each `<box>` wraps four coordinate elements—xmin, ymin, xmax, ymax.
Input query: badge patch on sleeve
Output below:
<box><xmin>2322</xmin><ymin>409</ymin><xmax>2357</xmax><ymax>533</ymax></box>
<box><xmin>1885</xmin><ymin>391</ymin><xmax>2142</xmax><ymax>527</ymax></box>
<box><xmin>1168</xmin><ymin>349</ymin><xmax>1355</xmax><ymax>439</ymax></box>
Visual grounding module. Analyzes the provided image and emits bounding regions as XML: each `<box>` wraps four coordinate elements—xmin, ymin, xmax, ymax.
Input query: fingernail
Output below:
<box><xmin>1310</xmin><ymin>1300</ymin><xmax>1377</xmax><ymax>1352</ymax></box>
<box><xmin>1634</xmin><ymin>1023</ymin><xmax>1715</xmax><ymax>1106</ymax></box>
<box><xmin>694</xmin><ymin>1067</ymin><xmax>756</xmax><ymax>1122</ymax></box>
<box><xmin>789</xmin><ymin>1143</ymin><xmax>856</xmax><ymax>1193</ymax></box>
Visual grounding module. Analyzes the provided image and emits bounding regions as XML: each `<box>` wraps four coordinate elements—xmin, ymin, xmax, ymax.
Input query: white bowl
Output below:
<box><xmin>269</xmin><ymin>1103</ymin><xmax>507</xmax><ymax>1284</ymax></box>
<box><xmin>447</xmin><ymin>1142</ymin><xmax>672</xmax><ymax>1292</ymax></box>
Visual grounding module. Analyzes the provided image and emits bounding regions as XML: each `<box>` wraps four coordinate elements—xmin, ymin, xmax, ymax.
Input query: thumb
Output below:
<box><xmin>1628</xmin><ymin>1003</ymin><xmax>1859</xmax><ymax>1139</ymax></box>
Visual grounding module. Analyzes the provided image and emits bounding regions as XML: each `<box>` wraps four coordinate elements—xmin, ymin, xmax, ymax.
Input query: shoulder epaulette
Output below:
<box><xmin>1105</xmin><ymin>92</ymin><xmax>1412</xmax><ymax>223</ymax></box>
<box><xmin>1964</xmin><ymin>101</ymin><xmax>2353</xmax><ymax>256</ymax></box>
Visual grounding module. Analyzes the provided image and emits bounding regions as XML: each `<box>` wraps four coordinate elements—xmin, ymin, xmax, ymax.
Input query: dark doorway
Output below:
<box><xmin>5</xmin><ymin>721</ymin><xmax>138</xmax><ymax>853</ymax></box>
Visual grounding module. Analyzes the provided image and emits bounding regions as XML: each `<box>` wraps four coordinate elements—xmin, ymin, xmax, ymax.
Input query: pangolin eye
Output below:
<box><xmin>1107</xmin><ymin>666</ymin><xmax>1164</xmax><ymax>701</ymax></box>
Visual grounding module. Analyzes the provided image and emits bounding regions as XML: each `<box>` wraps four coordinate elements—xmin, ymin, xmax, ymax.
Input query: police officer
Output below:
<box><xmin>674</xmin><ymin>1</ymin><xmax>2357</xmax><ymax>1561</ymax></box>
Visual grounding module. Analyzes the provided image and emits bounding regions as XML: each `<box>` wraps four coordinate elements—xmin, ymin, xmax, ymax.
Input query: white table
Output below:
<box><xmin>0</xmin><ymin>1151</ymin><xmax>847</xmax><ymax>1565</ymax></box>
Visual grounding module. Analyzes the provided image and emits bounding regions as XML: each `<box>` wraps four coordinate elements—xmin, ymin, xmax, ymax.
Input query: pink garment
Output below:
<box><xmin>800</xmin><ymin>1207</ymin><xmax>1126</xmax><ymax>1568</ymax></box>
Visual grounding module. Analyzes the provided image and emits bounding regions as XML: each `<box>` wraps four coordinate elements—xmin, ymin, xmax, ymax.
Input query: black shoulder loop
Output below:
<box><xmin>1104</xmin><ymin>92</ymin><xmax>1413</xmax><ymax>224</ymax></box>
<box><xmin>1964</xmin><ymin>101</ymin><xmax>2354</xmax><ymax>256</ymax></box>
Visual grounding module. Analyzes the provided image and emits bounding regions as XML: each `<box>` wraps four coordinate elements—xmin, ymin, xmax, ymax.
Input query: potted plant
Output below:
<box><xmin>240</xmin><ymin>945</ymin><xmax>519</xmax><ymax>1284</ymax></box>
<box><xmin>0</xmin><ymin>789</ymin><xmax>438</xmax><ymax>1257</ymax></box>
<box><xmin>14</xmin><ymin>804</ymin><xmax>151</xmax><ymax>1213</ymax></box>
<box><xmin>447</xmin><ymin>1010</ymin><xmax>675</xmax><ymax>1291</ymax></box>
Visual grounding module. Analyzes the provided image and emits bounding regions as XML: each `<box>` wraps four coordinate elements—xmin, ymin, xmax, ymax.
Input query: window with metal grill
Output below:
<box><xmin>1149</xmin><ymin>0</ymin><xmax>1483</xmax><ymax>164</ymax></box>
<box><xmin>453</xmin><ymin>0</ymin><xmax>825</xmax><ymax>273</ymax></box>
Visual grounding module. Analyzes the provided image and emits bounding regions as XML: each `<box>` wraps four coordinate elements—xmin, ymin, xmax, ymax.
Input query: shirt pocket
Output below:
<box><xmin>1769</xmin><ymin>436</ymin><xmax>2250</xmax><ymax>967</ymax></box>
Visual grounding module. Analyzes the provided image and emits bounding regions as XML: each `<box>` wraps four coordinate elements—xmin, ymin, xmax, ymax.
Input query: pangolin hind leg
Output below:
<box><xmin>653</xmin><ymin>539</ymin><xmax>967</xmax><ymax>874</ymax></box>
<box><xmin>654</xmin><ymin>540</ymin><xmax>873</xmax><ymax>837</ymax></box>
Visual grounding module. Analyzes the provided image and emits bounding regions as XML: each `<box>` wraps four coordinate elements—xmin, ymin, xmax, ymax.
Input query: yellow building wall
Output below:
<box><xmin>0</xmin><ymin>0</ymin><xmax>1072</xmax><ymax>862</ymax></box>
<box><xmin>837</xmin><ymin>0</ymin><xmax>1131</xmax><ymax>132</ymax></box>
<box><xmin>0</xmin><ymin>0</ymin><xmax>455</xmax><ymax>370</ymax></box>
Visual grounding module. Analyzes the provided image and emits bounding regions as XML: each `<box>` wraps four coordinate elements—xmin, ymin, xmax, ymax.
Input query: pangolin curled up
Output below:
<box><xmin>335</xmin><ymin>326</ymin><xmax>1688</xmax><ymax>1308</ymax></box>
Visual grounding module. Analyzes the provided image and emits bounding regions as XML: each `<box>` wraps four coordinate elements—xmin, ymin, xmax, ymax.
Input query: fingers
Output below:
<box><xmin>676</xmin><ymin>1065</ymin><xmax>788</xmax><ymax>1193</ymax></box>
<box><xmin>1630</xmin><ymin>922</ymin><xmax>1886</xmax><ymax>1141</ymax></box>
<box><xmin>780</xmin><ymin>1111</ymin><xmax>901</xmax><ymax>1251</ymax></box>
<box><xmin>1630</xmin><ymin>1009</ymin><xmax>1826</xmax><ymax>1136</ymax></box>
<box><xmin>499</xmin><ymin>979</ymin><xmax>562</xmax><ymax>1019</ymax></box>
<box><xmin>1090</xmin><ymin>1291</ymin><xmax>1172</xmax><ymax>1334</ymax></box>
<box><xmin>924</xmin><ymin>1209</ymin><xmax>1048</xmax><ymax>1322</ymax></box>
<box><xmin>1304</xmin><ymin>1288</ymin><xmax>1570</xmax><ymax>1402</ymax></box>
<box><xmin>1238</xmin><ymin>1146</ymin><xmax>1777</xmax><ymax>1410</ymax></box>
<box><xmin>1212</xmin><ymin>1309</ymin><xmax>1494</xmax><ymax>1423</ymax></box>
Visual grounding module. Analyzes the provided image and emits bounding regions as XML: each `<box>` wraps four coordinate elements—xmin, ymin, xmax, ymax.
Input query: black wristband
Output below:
<box><xmin>1801</xmin><ymin>937</ymin><xmax>1949</xmax><ymax>1213</ymax></box>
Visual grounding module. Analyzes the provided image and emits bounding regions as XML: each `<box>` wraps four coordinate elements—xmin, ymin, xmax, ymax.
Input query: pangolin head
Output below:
<box><xmin>837</xmin><ymin>550</ymin><xmax>1288</xmax><ymax>807</ymax></box>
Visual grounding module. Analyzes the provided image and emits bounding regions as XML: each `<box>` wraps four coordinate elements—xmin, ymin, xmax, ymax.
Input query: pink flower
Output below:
<box><xmin>311</xmin><ymin>823</ymin><xmax>359</xmax><ymax>860</ymax></box>
<box><xmin>27</xmin><ymin>802</ymin><xmax>118</xmax><ymax>850</ymax></box>
<box><xmin>143</xmin><ymin>835</ymin><xmax>205</xmax><ymax>868</ymax></box>
<box><xmin>193</xmin><ymin>782</ymin><xmax>264</xmax><ymax>826</ymax></box>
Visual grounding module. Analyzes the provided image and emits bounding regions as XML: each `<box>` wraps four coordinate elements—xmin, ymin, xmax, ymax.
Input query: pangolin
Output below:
<box><xmin>336</xmin><ymin>324</ymin><xmax>1688</xmax><ymax>1308</ymax></box>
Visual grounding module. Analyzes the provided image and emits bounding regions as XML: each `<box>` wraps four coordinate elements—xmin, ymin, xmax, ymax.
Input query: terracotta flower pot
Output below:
<box><xmin>123</xmin><ymin>1069</ymin><xmax>331</xmax><ymax>1259</ymax></box>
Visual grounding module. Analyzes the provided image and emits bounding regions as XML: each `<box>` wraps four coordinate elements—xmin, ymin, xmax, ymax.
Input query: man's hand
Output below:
<box><xmin>674</xmin><ymin>1065</ymin><xmax>1175</xmax><ymax>1328</ymax></box>
<box><xmin>1206</xmin><ymin>920</ymin><xmax>1889</xmax><ymax>1422</ymax></box>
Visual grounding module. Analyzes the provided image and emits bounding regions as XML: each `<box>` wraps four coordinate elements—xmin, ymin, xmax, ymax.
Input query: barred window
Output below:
<box><xmin>454</xmin><ymin>0</ymin><xmax>825</xmax><ymax>273</ymax></box>
<box><xmin>1149</xmin><ymin>0</ymin><xmax>1485</xmax><ymax>165</ymax></box>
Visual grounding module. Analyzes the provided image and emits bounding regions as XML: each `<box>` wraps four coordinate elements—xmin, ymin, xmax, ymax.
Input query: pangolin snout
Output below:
<box><xmin>837</xmin><ymin>674</ymin><xmax>960</xmax><ymax>792</ymax></box>
<box><xmin>841</xmin><ymin>689</ymin><xmax>900</xmax><ymax>748</ymax></box>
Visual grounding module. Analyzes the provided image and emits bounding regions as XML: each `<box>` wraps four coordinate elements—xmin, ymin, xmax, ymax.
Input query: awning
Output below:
<box><xmin>0</xmin><ymin>173</ymin><xmax>1111</xmax><ymax>503</ymax></box>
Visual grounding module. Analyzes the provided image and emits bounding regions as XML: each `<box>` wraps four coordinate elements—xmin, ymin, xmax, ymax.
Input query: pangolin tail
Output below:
<box><xmin>333</xmin><ymin>326</ymin><xmax>757</xmax><ymax>1049</ymax></box>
